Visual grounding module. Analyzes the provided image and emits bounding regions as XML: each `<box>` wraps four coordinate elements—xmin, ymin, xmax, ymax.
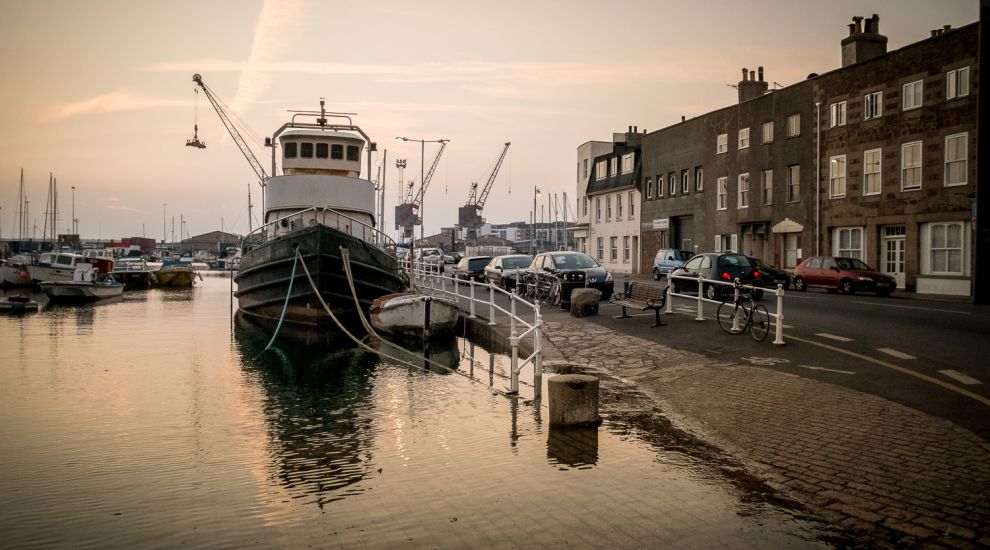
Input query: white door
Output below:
<box><xmin>882</xmin><ymin>227</ymin><xmax>906</xmax><ymax>288</ymax></box>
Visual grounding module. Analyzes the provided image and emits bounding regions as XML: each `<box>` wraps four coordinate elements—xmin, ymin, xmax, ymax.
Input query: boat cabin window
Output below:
<box><xmin>301</xmin><ymin>142</ymin><xmax>314</xmax><ymax>158</ymax></box>
<box><xmin>316</xmin><ymin>143</ymin><xmax>328</xmax><ymax>158</ymax></box>
<box><xmin>331</xmin><ymin>144</ymin><xmax>343</xmax><ymax>159</ymax></box>
<box><xmin>347</xmin><ymin>145</ymin><xmax>360</xmax><ymax>161</ymax></box>
<box><xmin>284</xmin><ymin>142</ymin><xmax>297</xmax><ymax>158</ymax></box>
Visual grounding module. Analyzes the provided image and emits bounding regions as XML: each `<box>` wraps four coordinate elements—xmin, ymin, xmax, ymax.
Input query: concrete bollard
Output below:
<box><xmin>569</xmin><ymin>288</ymin><xmax>601</xmax><ymax>317</ymax></box>
<box><xmin>548</xmin><ymin>374</ymin><xmax>603</xmax><ymax>427</ymax></box>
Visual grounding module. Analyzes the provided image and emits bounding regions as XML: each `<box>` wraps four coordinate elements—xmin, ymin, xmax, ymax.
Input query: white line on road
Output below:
<box><xmin>850</xmin><ymin>301</ymin><xmax>971</xmax><ymax>315</ymax></box>
<box><xmin>877</xmin><ymin>347</ymin><xmax>916</xmax><ymax>360</ymax></box>
<box><xmin>816</xmin><ymin>333</ymin><xmax>854</xmax><ymax>342</ymax></box>
<box><xmin>796</xmin><ymin>364</ymin><xmax>856</xmax><ymax>375</ymax></box>
<box><xmin>939</xmin><ymin>370</ymin><xmax>982</xmax><ymax>385</ymax></box>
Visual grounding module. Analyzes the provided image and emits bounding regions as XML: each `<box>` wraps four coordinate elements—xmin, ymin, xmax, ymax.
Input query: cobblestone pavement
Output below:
<box><xmin>540</xmin><ymin>315</ymin><xmax>990</xmax><ymax>548</ymax></box>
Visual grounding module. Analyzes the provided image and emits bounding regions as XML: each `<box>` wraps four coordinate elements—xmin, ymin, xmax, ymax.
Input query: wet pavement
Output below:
<box><xmin>529</xmin><ymin>291</ymin><xmax>990</xmax><ymax>548</ymax></box>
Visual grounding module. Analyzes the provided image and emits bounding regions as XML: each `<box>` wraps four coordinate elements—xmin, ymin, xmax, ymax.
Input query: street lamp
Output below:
<box><xmin>533</xmin><ymin>187</ymin><xmax>541</xmax><ymax>254</ymax></box>
<box><xmin>395</xmin><ymin>136</ymin><xmax>448</xmax><ymax>246</ymax></box>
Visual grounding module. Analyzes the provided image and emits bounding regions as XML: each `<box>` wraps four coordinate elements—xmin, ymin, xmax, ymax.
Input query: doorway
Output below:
<box><xmin>882</xmin><ymin>226</ymin><xmax>906</xmax><ymax>289</ymax></box>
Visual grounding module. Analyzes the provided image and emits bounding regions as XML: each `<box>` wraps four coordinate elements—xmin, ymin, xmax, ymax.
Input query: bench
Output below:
<box><xmin>610</xmin><ymin>281</ymin><xmax>668</xmax><ymax>327</ymax></box>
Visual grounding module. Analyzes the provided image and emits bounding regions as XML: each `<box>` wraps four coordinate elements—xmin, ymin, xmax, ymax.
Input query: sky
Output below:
<box><xmin>0</xmin><ymin>0</ymin><xmax>979</xmax><ymax>243</ymax></box>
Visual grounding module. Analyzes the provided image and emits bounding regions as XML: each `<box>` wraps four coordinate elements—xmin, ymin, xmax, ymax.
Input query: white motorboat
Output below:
<box><xmin>111</xmin><ymin>257</ymin><xmax>157</xmax><ymax>289</ymax></box>
<box><xmin>41</xmin><ymin>265</ymin><xmax>124</xmax><ymax>302</ymax></box>
<box><xmin>369</xmin><ymin>292</ymin><xmax>460</xmax><ymax>341</ymax></box>
<box><xmin>0</xmin><ymin>255</ymin><xmax>33</xmax><ymax>287</ymax></box>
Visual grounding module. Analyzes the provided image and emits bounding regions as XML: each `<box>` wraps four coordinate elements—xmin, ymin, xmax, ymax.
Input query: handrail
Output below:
<box><xmin>665</xmin><ymin>272</ymin><xmax>786</xmax><ymax>345</ymax></box>
<box><xmin>240</xmin><ymin>206</ymin><xmax>397</xmax><ymax>254</ymax></box>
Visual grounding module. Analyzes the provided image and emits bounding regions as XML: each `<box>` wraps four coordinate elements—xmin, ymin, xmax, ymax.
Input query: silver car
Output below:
<box><xmin>484</xmin><ymin>254</ymin><xmax>533</xmax><ymax>289</ymax></box>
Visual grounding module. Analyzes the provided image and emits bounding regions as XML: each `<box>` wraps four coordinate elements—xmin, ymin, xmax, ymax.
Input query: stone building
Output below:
<box><xmin>583</xmin><ymin>131</ymin><xmax>643</xmax><ymax>275</ymax></box>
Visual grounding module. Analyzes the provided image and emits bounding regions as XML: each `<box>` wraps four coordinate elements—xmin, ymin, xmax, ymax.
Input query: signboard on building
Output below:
<box><xmin>652</xmin><ymin>218</ymin><xmax>669</xmax><ymax>230</ymax></box>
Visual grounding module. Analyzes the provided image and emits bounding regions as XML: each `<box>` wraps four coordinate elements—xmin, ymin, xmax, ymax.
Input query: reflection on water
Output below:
<box><xmin>0</xmin><ymin>278</ymin><xmax>850</xmax><ymax>548</ymax></box>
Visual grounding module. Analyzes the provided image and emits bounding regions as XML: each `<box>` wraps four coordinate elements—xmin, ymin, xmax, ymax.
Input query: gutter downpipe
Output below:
<box><xmin>814</xmin><ymin>101</ymin><xmax>821</xmax><ymax>256</ymax></box>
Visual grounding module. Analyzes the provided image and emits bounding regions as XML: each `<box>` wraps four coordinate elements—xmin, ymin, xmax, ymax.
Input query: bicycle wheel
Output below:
<box><xmin>749</xmin><ymin>304</ymin><xmax>771</xmax><ymax>342</ymax></box>
<box><xmin>717</xmin><ymin>302</ymin><xmax>745</xmax><ymax>334</ymax></box>
<box><xmin>549</xmin><ymin>280</ymin><xmax>561</xmax><ymax>306</ymax></box>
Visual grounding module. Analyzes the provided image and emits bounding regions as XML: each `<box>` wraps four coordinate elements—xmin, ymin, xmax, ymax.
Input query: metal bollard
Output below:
<box><xmin>773</xmin><ymin>283</ymin><xmax>785</xmax><ymax>345</ymax></box>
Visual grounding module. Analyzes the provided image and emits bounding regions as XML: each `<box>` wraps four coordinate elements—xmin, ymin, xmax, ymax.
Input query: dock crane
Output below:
<box><xmin>458</xmin><ymin>142</ymin><xmax>510</xmax><ymax>236</ymax></box>
<box><xmin>394</xmin><ymin>140</ymin><xmax>448</xmax><ymax>235</ymax></box>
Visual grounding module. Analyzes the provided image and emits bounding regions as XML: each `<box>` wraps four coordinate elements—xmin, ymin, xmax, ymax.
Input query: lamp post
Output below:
<box><xmin>395</xmin><ymin>136</ymin><xmax>448</xmax><ymax>246</ymax></box>
<box><xmin>533</xmin><ymin>187</ymin><xmax>541</xmax><ymax>254</ymax></box>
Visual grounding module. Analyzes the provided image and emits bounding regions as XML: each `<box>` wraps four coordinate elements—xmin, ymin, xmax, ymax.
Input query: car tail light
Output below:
<box><xmin>721</xmin><ymin>272</ymin><xmax>731</xmax><ymax>280</ymax></box>
<box><xmin>753</xmin><ymin>271</ymin><xmax>760</xmax><ymax>279</ymax></box>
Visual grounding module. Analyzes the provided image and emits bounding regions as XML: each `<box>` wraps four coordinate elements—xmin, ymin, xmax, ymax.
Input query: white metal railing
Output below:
<box><xmin>406</xmin><ymin>261</ymin><xmax>544</xmax><ymax>395</ymax></box>
<box><xmin>665</xmin><ymin>272</ymin><xmax>786</xmax><ymax>345</ymax></box>
<box><xmin>241</xmin><ymin>206</ymin><xmax>397</xmax><ymax>252</ymax></box>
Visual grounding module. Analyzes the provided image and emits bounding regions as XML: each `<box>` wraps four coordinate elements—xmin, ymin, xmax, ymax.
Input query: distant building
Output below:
<box><xmin>180</xmin><ymin>231</ymin><xmax>242</xmax><ymax>254</ymax></box>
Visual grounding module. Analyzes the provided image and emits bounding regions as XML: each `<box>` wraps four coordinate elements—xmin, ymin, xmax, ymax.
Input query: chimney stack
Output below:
<box><xmin>737</xmin><ymin>66</ymin><xmax>769</xmax><ymax>103</ymax></box>
<box><xmin>841</xmin><ymin>14</ymin><xmax>887</xmax><ymax>67</ymax></box>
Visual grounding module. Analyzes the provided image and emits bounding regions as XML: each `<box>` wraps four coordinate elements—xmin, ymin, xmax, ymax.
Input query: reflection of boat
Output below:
<box><xmin>157</xmin><ymin>264</ymin><xmax>200</xmax><ymax>287</ymax></box>
<box><xmin>41</xmin><ymin>266</ymin><xmax>124</xmax><ymax>302</ymax></box>
<box><xmin>0</xmin><ymin>295</ymin><xmax>40</xmax><ymax>313</ymax></box>
<box><xmin>111</xmin><ymin>257</ymin><xmax>157</xmax><ymax>289</ymax></box>
<box><xmin>370</xmin><ymin>292</ymin><xmax>460</xmax><ymax>341</ymax></box>
<box><xmin>230</xmin><ymin>98</ymin><xmax>404</xmax><ymax>329</ymax></box>
<box><xmin>0</xmin><ymin>255</ymin><xmax>33</xmax><ymax>287</ymax></box>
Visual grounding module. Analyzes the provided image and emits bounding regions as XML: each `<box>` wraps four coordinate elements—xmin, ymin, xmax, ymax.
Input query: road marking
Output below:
<box><xmin>849</xmin><ymin>300</ymin><xmax>971</xmax><ymax>315</ymax></box>
<box><xmin>741</xmin><ymin>356</ymin><xmax>790</xmax><ymax>366</ymax></box>
<box><xmin>787</xmin><ymin>334</ymin><xmax>990</xmax><ymax>408</ymax></box>
<box><xmin>877</xmin><ymin>347</ymin><xmax>915</xmax><ymax>360</ymax></box>
<box><xmin>939</xmin><ymin>370</ymin><xmax>982</xmax><ymax>385</ymax></box>
<box><xmin>816</xmin><ymin>333</ymin><xmax>853</xmax><ymax>342</ymax></box>
<box><xmin>796</xmin><ymin>364</ymin><xmax>856</xmax><ymax>375</ymax></box>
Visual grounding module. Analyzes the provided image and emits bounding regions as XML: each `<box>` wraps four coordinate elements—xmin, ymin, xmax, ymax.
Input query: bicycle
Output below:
<box><xmin>521</xmin><ymin>271</ymin><xmax>561</xmax><ymax>306</ymax></box>
<box><xmin>716</xmin><ymin>279</ymin><xmax>771</xmax><ymax>342</ymax></box>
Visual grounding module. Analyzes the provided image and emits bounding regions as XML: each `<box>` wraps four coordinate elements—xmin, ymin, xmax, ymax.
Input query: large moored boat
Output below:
<box><xmin>233</xmin><ymin>101</ymin><xmax>405</xmax><ymax>329</ymax></box>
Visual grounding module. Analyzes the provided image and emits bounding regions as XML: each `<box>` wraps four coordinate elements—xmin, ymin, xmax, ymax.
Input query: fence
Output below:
<box><xmin>666</xmin><ymin>273</ymin><xmax>786</xmax><ymax>345</ymax></box>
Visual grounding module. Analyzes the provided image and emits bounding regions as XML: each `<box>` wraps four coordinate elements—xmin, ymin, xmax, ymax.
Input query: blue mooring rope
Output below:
<box><xmin>264</xmin><ymin>247</ymin><xmax>300</xmax><ymax>351</ymax></box>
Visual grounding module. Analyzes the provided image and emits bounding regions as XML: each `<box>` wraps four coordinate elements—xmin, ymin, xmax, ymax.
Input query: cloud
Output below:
<box><xmin>104</xmin><ymin>196</ymin><xmax>141</xmax><ymax>213</ymax></box>
<box><xmin>41</xmin><ymin>91</ymin><xmax>185</xmax><ymax>123</ymax></box>
<box><xmin>231</xmin><ymin>0</ymin><xmax>307</xmax><ymax>114</ymax></box>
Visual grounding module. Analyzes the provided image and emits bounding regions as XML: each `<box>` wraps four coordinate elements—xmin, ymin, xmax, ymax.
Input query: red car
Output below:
<box><xmin>792</xmin><ymin>256</ymin><xmax>895</xmax><ymax>296</ymax></box>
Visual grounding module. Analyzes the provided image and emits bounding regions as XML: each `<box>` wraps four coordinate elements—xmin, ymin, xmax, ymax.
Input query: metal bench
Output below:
<box><xmin>610</xmin><ymin>281</ymin><xmax>668</xmax><ymax>327</ymax></box>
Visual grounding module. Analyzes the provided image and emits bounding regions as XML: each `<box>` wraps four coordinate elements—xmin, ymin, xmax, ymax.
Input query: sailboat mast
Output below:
<box><xmin>247</xmin><ymin>183</ymin><xmax>253</xmax><ymax>233</ymax></box>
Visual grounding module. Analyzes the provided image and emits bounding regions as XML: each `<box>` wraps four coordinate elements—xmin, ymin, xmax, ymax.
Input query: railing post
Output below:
<box><xmin>533</xmin><ymin>304</ymin><xmax>542</xmax><ymax>399</ymax></box>
<box><xmin>488</xmin><ymin>282</ymin><xmax>497</xmax><ymax>325</ymax></box>
<box><xmin>469</xmin><ymin>280</ymin><xmax>477</xmax><ymax>319</ymax></box>
<box><xmin>510</xmin><ymin>291</ymin><xmax>517</xmax><ymax>336</ymax></box>
<box><xmin>773</xmin><ymin>283</ymin><xmax>786</xmax><ymax>345</ymax></box>
<box><xmin>509</xmin><ymin>331</ymin><xmax>520</xmax><ymax>394</ymax></box>
<box><xmin>695</xmin><ymin>273</ymin><xmax>705</xmax><ymax>321</ymax></box>
<box><xmin>666</xmin><ymin>279</ymin><xmax>673</xmax><ymax>314</ymax></box>
<box><xmin>731</xmin><ymin>279</ymin><xmax>741</xmax><ymax>332</ymax></box>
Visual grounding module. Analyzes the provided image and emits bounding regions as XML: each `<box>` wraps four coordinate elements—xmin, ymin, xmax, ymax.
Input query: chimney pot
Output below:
<box><xmin>681</xmin><ymin>116</ymin><xmax>686</xmax><ymax>122</ymax></box>
<box><xmin>749</xmin><ymin>70</ymin><xmax>755</xmax><ymax>81</ymax></box>
<box><xmin>758</xmin><ymin>66</ymin><xmax>764</xmax><ymax>82</ymax></box>
<box><xmin>628</xmin><ymin>125</ymin><xmax>632</xmax><ymax>133</ymax></box>
<box><xmin>931</xmin><ymin>29</ymin><xmax>938</xmax><ymax>37</ymax></box>
<box><xmin>742</xmin><ymin>68</ymin><xmax>748</xmax><ymax>81</ymax></box>
<box><xmin>853</xmin><ymin>16</ymin><xmax>863</xmax><ymax>33</ymax></box>
<box><xmin>872</xmin><ymin>14</ymin><xmax>880</xmax><ymax>33</ymax></box>
<box><xmin>943</xmin><ymin>24</ymin><xmax>951</xmax><ymax>31</ymax></box>
<box><xmin>848</xmin><ymin>23</ymin><xmax>856</xmax><ymax>36</ymax></box>
<box><xmin>633</xmin><ymin>126</ymin><xmax>638</xmax><ymax>133</ymax></box>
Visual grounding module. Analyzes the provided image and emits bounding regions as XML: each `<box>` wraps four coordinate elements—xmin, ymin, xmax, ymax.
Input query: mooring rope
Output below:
<box><xmin>263</xmin><ymin>247</ymin><xmax>299</xmax><ymax>352</ymax></box>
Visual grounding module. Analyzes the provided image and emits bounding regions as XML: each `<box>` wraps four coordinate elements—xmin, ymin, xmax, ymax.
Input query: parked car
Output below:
<box><xmin>669</xmin><ymin>252</ymin><xmax>764</xmax><ymax>300</ymax></box>
<box><xmin>450</xmin><ymin>255</ymin><xmax>493</xmax><ymax>281</ymax></box>
<box><xmin>792</xmin><ymin>256</ymin><xmax>895</xmax><ymax>296</ymax></box>
<box><xmin>653</xmin><ymin>248</ymin><xmax>693</xmax><ymax>280</ymax></box>
<box><xmin>747</xmin><ymin>256</ymin><xmax>790</xmax><ymax>290</ymax></box>
<box><xmin>524</xmin><ymin>251</ymin><xmax>613</xmax><ymax>305</ymax></box>
<box><xmin>413</xmin><ymin>247</ymin><xmax>446</xmax><ymax>272</ymax></box>
<box><xmin>484</xmin><ymin>254</ymin><xmax>533</xmax><ymax>289</ymax></box>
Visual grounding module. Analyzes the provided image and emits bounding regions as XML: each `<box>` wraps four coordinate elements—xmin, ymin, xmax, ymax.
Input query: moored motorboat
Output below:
<box><xmin>369</xmin><ymin>292</ymin><xmax>460</xmax><ymax>341</ymax></box>
<box><xmin>0</xmin><ymin>255</ymin><xmax>33</xmax><ymax>288</ymax></box>
<box><xmin>111</xmin><ymin>257</ymin><xmax>157</xmax><ymax>289</ymax></box>
<box><xmin>0</xmin><ymin>295</ymin><xmax>40</xmax><ymax>313</ymax></box>
<box><xmin>157</xmin><ymin>263</ymin><xmax>200</xmax><ymax>287</ymax></box>
<box><xmin>41</xmin><ymin>266</ymin><xmax>123</xmax><ymax>302</ymax></box>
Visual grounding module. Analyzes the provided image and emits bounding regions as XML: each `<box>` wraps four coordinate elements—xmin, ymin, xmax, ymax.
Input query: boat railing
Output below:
<box><xmin>241</xmin><ymin>207</ymin><xmax>397</xmax><ymax>255</ymax></box>
<box><xmin>405</xmin><ymin>261</ymin><xmax>543</xmax><ymax>396</ymax></box>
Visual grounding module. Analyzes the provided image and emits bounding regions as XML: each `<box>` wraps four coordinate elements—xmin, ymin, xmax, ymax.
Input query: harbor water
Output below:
<box><xmin>1</xmin><ymin>274</ymin><xmax>846</xmax><ymax>548</ymax></box>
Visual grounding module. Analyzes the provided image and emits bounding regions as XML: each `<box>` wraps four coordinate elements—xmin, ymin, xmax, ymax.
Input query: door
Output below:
<box><xmin>882</xmin><ymin>227</ymin><xmax>906</xmax><ymax>289</ymax></box>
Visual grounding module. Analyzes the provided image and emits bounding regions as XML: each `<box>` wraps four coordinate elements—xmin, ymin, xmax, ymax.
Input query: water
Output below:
<box><xmin>1</xmin><ymin>275</ymin><xmax>847</xmax><ymax>548</ymax></box>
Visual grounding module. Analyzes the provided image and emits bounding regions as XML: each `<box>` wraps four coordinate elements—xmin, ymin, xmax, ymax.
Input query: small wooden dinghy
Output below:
<box><xmin>369</xmin><ymin>292</ymin><xmax>460</xmax><ymax>341</ymax></box>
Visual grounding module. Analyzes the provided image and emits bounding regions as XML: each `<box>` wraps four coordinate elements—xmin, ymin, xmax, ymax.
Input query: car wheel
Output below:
<box><xmin>704</xmin><ymin>284</ymin><xmax>719</xmax><ymax>301</ymax></box>
<box><xmin>840</xmin><ymin>279</ymin><xmax>854</xmax><ymax>295</ymax></box>
<box><xmin>793</xmin><ymin>277</ymin><xmax>806</xmax><ymax>292</ymax></box>
<box><xmin>653</xmin><ymin>267</ymin><xmax>661</xmax><ymax>281</ymax></box>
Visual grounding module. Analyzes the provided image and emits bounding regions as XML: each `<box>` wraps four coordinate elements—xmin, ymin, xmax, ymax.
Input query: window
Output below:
<box><xmin>901</xmin><ymin>141</ymin><xmax>922</xmax><ymax>190</ymax></box>
<box><xmin>835</xmin><ymin>227</ymin><xmax>863</xmax><ymax>260</ymax></box>
<box><xmin>864</xmin><ymin>91</ymin><xmax>882</xmax><ymax>120</ymax></box>
<box><xmin>596</xmin><ymin>161</ymin><xmax>607</xmax><ymax>180</ymax></box>
<box><xmin>738</xmin><ymin>127</ymin><xmax>750</xmax><ymax>149</ymax></box>
<box><xmin>760</xmin><ymin>169</ymin><xmax>773</xmax><ymax>205</ymax></box>
<box><xmin>945</xmin><ymin>133</ymin><xmax>967</xmax><ymax>187</ymax></box>
<box><xmin>864</xmin><ymin>149</ymin><xmax>882</xmax><ymax>195</ymax></box>
<box><xmin>623</xmin><ymin>236</ymin><xmax>630</xmax><ymax>262</ymax></box>
<box><xmin>681</xmin><ymin>169</ymin><xmax>689</xmax><ymax>194</ymax></box>
<box><xmin>928</xmin><ymin>222</ymin><xmax>963</xmax><ymax>274</ymax></box>
<box><xmin>284</xmin><ymin>142</ymin><xmax>298</xmax><ymax>159</ymax></box>
<box><xmin>646</xmin><ymin>177</ymin><xmax>653</xmax><ymax>199</ymax></box>
<box><xmin>786</xmin><ymin>114</ymin><xmax>800</xmax><ymax>137</ymax></box>
<box><xmin>621</xmin><ymin>153</ymin><xmax>634</xmax><ymax>174</ymax></box>
<box><xmin>595</xmin><ymin>197</ymin><xmax>601</xmax><ymax>222</ymax></box>
<box><xmin>829</xmin><ymin>155</ymin><xmax>846</xmax><ymax>198</ymax></box>
<box><xmin>717</xmin><ymin>133</ymin><xmax>728</xmax><ymax>154</ymax></box>
<box><xmin>316</xmin><ymin>143</ymin><xmax>329</xmax><ymax>158</ymax></box>
<box><xmin>668</xmin><ymin>172</ymin><xmax>676</xmax><ymax>196</ymax></box>
<box><xmin>762</xmin><ymin>122</ymin><xmax>773</xmax><ymax>144</ymax></box>
<box><xmin>582</xmin><ymin>197</ymin><xmax>588</xmax><ymax>216</ymax></box>
<box><xmin>330</xmin><ymin>144</ymin><xmax>343</xmax><ymax>159</ymax></box>
<box><xmin>606</xmin><ymin>196</ymin><xmax>612</xmax><ymax>220</ymax></box>
<box><xmin>628</xmin><ymin>191</ymin><xmax>635</xmax><ymax>218</ymax></box>
<box><xmin>947</xmin><ymin>67</ymin><xmax>969</xmax><ymax>99</ymax></box>
<box><xmin>301</xmin><ymin>142</ymin><xmax>314</xmax><ymax>158</ymax></box>
<box><xmin>903</xmin><ymin>79</ymin><xmax>923</xmax><ymax>110</ymax></box>
<box><xmin>596</xmin><ymin>237</ymin><xmax>604</xmax><ymax>260</ymax></box>
<box><xmin>787</xmin><ymin>165</ymin><xmax>800</xmax><ymax>202</ymax></box>
<box><xmin>738</xmin><ymin>173</ymin><xmax>750</xmax><ymax>208</ymax></box>
<box><xmin>582</xmin><ymin>159</ymin><xmax>589</xmax><ymax>180</ymax></box>
<box><xmin>610</xmin><ymin>237</ymin><xmax>618</xmax><ymax>262</ymax></box>
<box><xmin>346</xmin><ymin>145</ymin><xmax>360</xmax><ymax>161</ymax></box>
<box><xmin>616</xmin><ymin>193</ymin><xmax>623</xmax><ymax>219</ymax></box>
<box><xmin>830</xmin><ymin>101</ymin><xmax>846</xmax><ymax>127</ymax></box>
<box><xmin>715</xmin><ymin>234</ymin><xmax>736</xmax><ymax>253</ymax></box>
<box><xmin>609</xmin><ymin>157</ymin><xmax>618</xmax><ymax>176</ymax></box>
<box><xmin>695</xmin><ymin>167</ymin><xmax>703</xmax><ymax>192</ymax></box>
<box><xmin>717</xmin><ymin>177</ymin><xmax>728</xmax><ymax>210</ymax></box>
<box><xmin>657</xmin><ymin>175</ymin><xmax>664</xmax><ymax>197</ymax></box>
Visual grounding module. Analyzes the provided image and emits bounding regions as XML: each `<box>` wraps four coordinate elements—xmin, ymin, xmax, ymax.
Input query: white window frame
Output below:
<box><xmin>760</xmin><ymin>169</ymin><xmax>773</xmax><ymax>206</ymax></box>
<box><xmin>903</xmin><ymin>79</ymin><xmax>923</xmax><ymax>110</ymax></box>
<box><xmin>596</xmin><ymin>237</ymin><xmax>604</xmax><ymax>260</ymax></box>
<box><xmin>787</xmin><ymin>114</ymin><xmax>800</xmax><ymax>137</ymax></box>
<box><xmin>628</xmin><ymin>191</ymin><xmax>635</xmax><ymax>218</ymax></box>
<box><xmin>834</xmin><ymin>227</ymin><xmax>864</xmax><ymax>260</ymax></box>
<box><xmin>864</xmin><ymin>91</ymin><xmax>882</xmax><ymax>120</ymax></box>
<box><xmin>829</xmin><ymin>155</ymin><xmax>846</xmax><ymax>198</ymax></box>
<box><xmin>737</xmin><ymin>173</ymin><xmax>750</xmax><ymax>209</ymax></box>
<box><xmin>657</xmin><ymin>175</ymin><xmax>664</xmax><ymax>197</ymax></box>
<box><xmin>609</xmin><ymin>157</ymin><xmax>617</xmax><ymax>176</ymax></box>
<box><xmin>944</xmin><ymin>132</ymin><xmax>967</xmax><ymax>187</ymax></box>
<box><xmin>681</xmin><ymin>169</ymin><xmax>689</xmax><ymax>194</ymax></box>
<box><xmin>596</xmin><ymin>161</ymin><xmax>607</xmax><ymax>180</ymax></box>
<box><xmin>623</xmin><ymin>236</ymin><xmax>630</xmax><ymax>262</ymax></box>
<box><xmin>717</xmin><ymin>133</ymin><xmax>728</xmax><ymax>154</ymax></box>
<box><xmin>609</xmin><ymin>236</ymin><xmax>618</xmax><ymax>262</ymax></box>
<box><xmin>926</xmin><ymin>222</ymin><xmax>964</xmax><ymax>275</ymax></box>
<box><xmin>738</xmin><ymin>127</ymin><xmax>750</xmax><ymax>149</ymax></box>
<box><xmin>621</xmin><ymin>153</ymin><xmax>634</xmax><ymax>174</ymax></box>
<box><xmin>616</xmin><ymin>193</ymin><xmax>623</xmax><ymax>220</ymax></box>
<box><xmin>717</xmin><ymin>177</ymin><xmax>728</xmax><ymax>210</ymax></box>
<box><xmin>762</xmin><ymin>122</ymin><xmax>773</xmax><ymax>144</ymax></box>
<box><xmin>787</xmin><ymin>165</ymin><xmax>800</xmax><ymax>202</ymax></box>
<box><xmin>595</xmin><ymin>197</ymin><xmax>601</xmax><ymax>222</ymax></box>
<box><xmin>582</xmin><ymin>196</ymin><xmax>588</xmax><ymax>216</ymax></box>
<box><xmin>695</xmin><ymin>167</ymin><xmax>703</xmax><ymax>192</ymax></box>
<box><xmin>830</xmin><ymin>101</ymin><xmax>846</xmax><ymax>127</ymax></box>
<box><xmin>606</xmin><ymin>195</ymin><xmax>612</xmax><ymax>220</ymax></box>
<box><xmin>901</xmin><ymin>141</ymin><xmax>922</xmax><ymax>191</ymax></box>
<box><xmin>863</xmin><ymin>148</ymin><xmax>882</xmax><ymax>196</ymax></box>
<box><xmin>947</xmin><ymin>67</ymin><xmax>969</xmax><ymax>100</ymax></box>
<box><xmin>646</xmin><ymin>177</ymin><xmax>653</xmax><ymax>199</ymax></box>
<box><xmin>668</xmin><ymin>172</ymin><xmax>676</xmax><ymax>196</ymax></box>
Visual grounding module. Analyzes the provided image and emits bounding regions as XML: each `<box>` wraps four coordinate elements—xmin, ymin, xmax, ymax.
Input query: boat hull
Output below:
<box><xmin>370</xmin><ymin>292</ymin><xmax>460</xmax><ymax>341</ymax></box>
<box><xmin>41</xmin><ymin>281</ymin><xmax>124</xmax><ymax>302</ymax></box>
<box><xmin>157</xmin><ymin>266</ymin><xmax>197</xmax><ymax>287</ymax></box>
<box><xmin>233</xmin><ymin>224</ymin><xmax>405</xmax><ymax>329</ymax></box>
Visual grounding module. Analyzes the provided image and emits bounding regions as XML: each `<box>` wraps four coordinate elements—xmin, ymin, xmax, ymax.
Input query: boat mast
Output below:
<box><xmin>247</xmin><ymin>183</ymin><xmax>253</xmax><ymax>233</ymax></box>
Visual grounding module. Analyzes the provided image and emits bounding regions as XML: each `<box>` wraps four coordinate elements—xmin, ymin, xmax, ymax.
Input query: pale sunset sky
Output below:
<box><xmin>0</xmin><ymin>0</ymin><xmax>979</xmax><ymax>242</ymax></box>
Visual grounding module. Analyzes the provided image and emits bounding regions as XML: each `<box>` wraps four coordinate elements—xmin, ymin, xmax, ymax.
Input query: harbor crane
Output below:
<box><xmin>394</xmin><ymin>140</ymin><xmax>448</xmax><ymax>232</ymax></box>
<box><xmin>458</xmin><ymin>142</ymin><xmax>510</xmax><ymax>235</ymax></box>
